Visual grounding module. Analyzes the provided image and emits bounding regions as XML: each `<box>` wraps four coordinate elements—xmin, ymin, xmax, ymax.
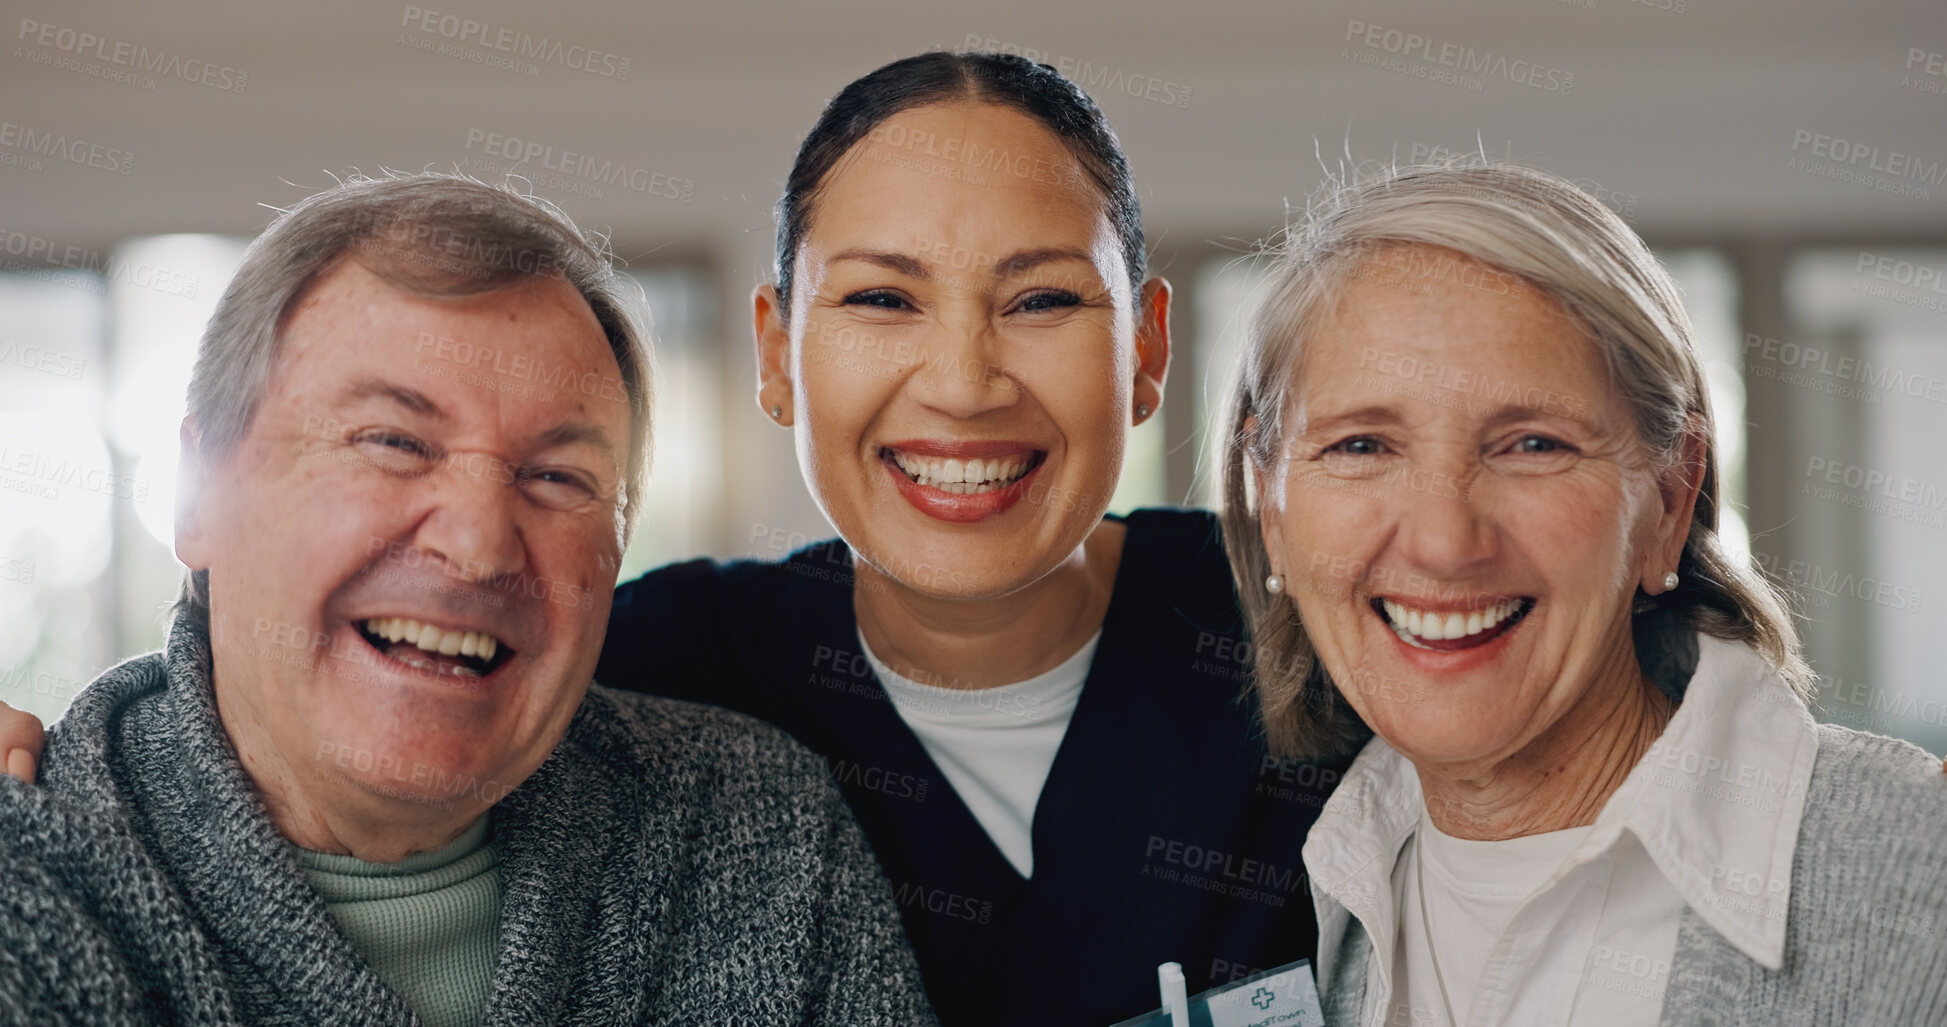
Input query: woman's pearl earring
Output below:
<box><xmin>770</xmin><ymin>405</ymin><xmax>783</xmax><ymax>421</ymax></box>
<box><xmin>1663</xmin><ymin>571</ymin><xmax>1680</xmax><ymax>591</ymax></box>
<box><xmin>1266</xmin><ymin>574</ymin><xmax>1285</xmax><ymax>595</ymax></box>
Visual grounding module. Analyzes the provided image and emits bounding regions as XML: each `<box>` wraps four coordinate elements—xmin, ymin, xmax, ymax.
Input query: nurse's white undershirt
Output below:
<box><xmin>858</xmin><ymin>628</ymin><xmax>1097</xmax><ymax>879</ymax></box>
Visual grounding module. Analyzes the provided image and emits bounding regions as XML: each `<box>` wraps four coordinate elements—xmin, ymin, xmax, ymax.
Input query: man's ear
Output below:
<box><xmin>1132</xmin><ymin>277</ymin><xmax>1172</xmax><ymax>425</ymax></box>
<box><xmin>753</xmin><ymin>283</ymin><xmax>795</xmax><ymax>427</ymax></box>
<box><xmin>173</xmin><ymin>417</ymin><xmax>214</xmax><ymax>572</ymax></box>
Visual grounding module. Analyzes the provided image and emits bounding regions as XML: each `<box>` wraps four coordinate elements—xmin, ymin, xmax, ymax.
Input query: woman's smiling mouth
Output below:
<box><xmin>878</xmin><ymin>443</ymin><xmax>1047</xmax><ymax>523</ymax></box>
<box><xmin>884</xmin><ymin>448</ymin><xmax>1042</xmax><ymax>493</ymax></box>
<box><xmin>1373</xmin><ymin>596</ymin><xmax>1535</xmax><ymax>652</ymax></box>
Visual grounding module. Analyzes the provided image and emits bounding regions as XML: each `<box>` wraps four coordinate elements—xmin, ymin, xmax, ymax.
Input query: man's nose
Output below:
<box><xmin>414</xmin><ymin>452</ymin><xmax>527</xmax><ymax>583</ymax></box>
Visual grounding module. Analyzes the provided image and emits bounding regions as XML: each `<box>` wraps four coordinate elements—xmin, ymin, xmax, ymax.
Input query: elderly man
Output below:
<box><xmin>0</xmin><ymin>174</ymin><xmax>936</xmax><ymax>1026</ymax></box>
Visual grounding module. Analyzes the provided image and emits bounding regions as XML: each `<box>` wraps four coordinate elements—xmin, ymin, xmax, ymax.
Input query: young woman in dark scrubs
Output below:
<box><xmin>0</xmin><ymin>52</ymin><xmax>1347</xmax><ymax>1026</ymax></box>
<box><xmin>600</xmin><ymin>52</ymin><xmax>1345</xmax><ymax>1024</ymax></box>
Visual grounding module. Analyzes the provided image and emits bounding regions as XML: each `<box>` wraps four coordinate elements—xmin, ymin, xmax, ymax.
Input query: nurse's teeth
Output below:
<box><xmin>1381</xmin><ymin>598</ymin><xmax>1528</xmax><ymax>644</ymax></box>
<box><xmin>889</xmin><ymin>450</ymin><xmax>1035</xmax><ymax>492</ymax></box>
<box><xmin>364</xmin><ymin>619</ymin><xmax>503</xmax><ymax>667</ymax></box>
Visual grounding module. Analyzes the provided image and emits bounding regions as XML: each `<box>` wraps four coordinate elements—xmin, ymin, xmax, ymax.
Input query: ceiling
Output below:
<box><xmin>3</xmin><ymin>0</ymin><xmax>1944</xmax><ymax>274</ymax></box>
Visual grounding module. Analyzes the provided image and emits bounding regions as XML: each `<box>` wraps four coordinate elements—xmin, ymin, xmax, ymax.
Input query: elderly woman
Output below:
<box><xmin>1220</xmin><ymin>164</ymin><xmax>1947</xmax><ymax>1026</ymax></box>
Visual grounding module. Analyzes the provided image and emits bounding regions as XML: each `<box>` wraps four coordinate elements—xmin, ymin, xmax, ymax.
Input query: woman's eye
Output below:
<box><xmin>1016</xmin><ymin>290</ymin><xmax>1080</xmax><ymax>313</ymax></box>
<box><xmin>1513</xmin><ymin>435</ymin><xmax>1567</xmax><ymax>454</ymax></box>
<box><xmin>843</xmin><ymin>290</ymin><xmax>909</xmax><ymax>311</ymax></box>
<box><xmin>1314</xmin><ymin>435</ymin><xmax>1392</xmax><ymax>477</ymax></box>
<box><xmin>1494</xmin><ymin>433</ymin><xmax>1580</xmax><ymax>474</ymax></box>
<box><xmin>1324</xmin><ymin>436</ymin><xmax>1388</xmax><ymax>458</ymax></box>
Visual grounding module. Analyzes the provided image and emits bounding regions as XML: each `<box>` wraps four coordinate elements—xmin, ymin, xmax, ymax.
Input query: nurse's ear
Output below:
<box><xmin>753</xmin><ymin>283</ymin><xmax>794</xmax><ymax>427</ymax></box>
<box><xmin>1132</xmin><ymin>276</ymin><xmax>1172</xmax><ymax>426</ymax></box>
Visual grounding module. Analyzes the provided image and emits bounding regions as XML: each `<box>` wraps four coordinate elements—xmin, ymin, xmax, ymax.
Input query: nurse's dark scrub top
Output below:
<box><xmin>596</xmin><ymin>508</ymin><xmax>1349</xmax><ymax>1026</ymax></box>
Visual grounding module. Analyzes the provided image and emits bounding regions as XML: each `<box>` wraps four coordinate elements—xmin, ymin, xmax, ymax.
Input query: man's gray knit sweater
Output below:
<box><xmin>0</xmin><ymin>620</ymin><xmax>939</xmax><ymax>1026</ymax></box>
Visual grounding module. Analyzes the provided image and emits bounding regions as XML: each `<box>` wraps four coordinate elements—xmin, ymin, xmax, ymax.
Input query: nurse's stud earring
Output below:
<box><xmin>771</xmin><ymin>405</ymin><xmax>783</xmax><ymax>421</ymax></box>
<box><xmin>1135</xmin><ymin>403</ymin><xmax>1150</xmax><ymax>421</ymax></box>
<box><xmin>1266</xmin><ymin>574</ymin><xmax>1285</xmax><ymax>595</ymax></box>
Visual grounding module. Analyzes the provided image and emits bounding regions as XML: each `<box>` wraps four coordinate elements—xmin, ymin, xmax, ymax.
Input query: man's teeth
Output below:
<box><xmin>364</xmin><ymin>617</ymin><xmax>499</xmax><ymax>663</ymax></box>
<box><xmin>890</xmin><ymin>451</ymin><xmax>1033</xmax><ymax>494</ymax></box>
<box><xmin>1381</xmin><ymin>598</ymin><xmax>1526</xmax><ymax>643</ymax></box>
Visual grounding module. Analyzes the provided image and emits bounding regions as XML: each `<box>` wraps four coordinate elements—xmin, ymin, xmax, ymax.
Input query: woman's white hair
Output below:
<box><xmin>1219</xmin><ymin>161</ymin><xmax>1811</xmax><ymax>758</ymax></box>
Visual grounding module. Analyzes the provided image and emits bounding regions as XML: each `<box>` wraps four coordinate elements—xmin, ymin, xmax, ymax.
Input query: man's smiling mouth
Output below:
<box><xmin>357</xmin><ymin>617</ymin><xmax>512</xmax><ymax>678</ymax></box>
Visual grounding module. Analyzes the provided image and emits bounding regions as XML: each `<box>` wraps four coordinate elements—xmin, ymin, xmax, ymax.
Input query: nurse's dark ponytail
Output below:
<box><xmin>774</xmin><ymin>51</ymin><xmax>1145</xmax><ymax>311</ymax></box>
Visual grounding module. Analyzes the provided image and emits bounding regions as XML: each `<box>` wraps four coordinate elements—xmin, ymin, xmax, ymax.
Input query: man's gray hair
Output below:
<box><xmin>175</xmin><ymin>172</ymin><xmax>653</xmax><ymax>624</ymax></box>
<box><xmin>1219</xmin><ymin>161</ymin><xmax>1811</xmax><ymax>758</ymax></box>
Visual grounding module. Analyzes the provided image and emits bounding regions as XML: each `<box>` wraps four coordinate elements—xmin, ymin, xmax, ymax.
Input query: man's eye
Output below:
<box><xmin>373</xmin><ymin>432</ymin><xmax>429</xmax><ymax>455</ymax></box>
<box><xmin>517</xmin><ymin>467</ymin><xmax>600</xmax><ymax>509</ymax></box>
<box><xmin>843</xmin><ymin>290</ymin><xmax>909</xmax><ymax>310</ymax></box>
<box><xmin>351</xmin><ymin>430</ymin><xmax>436</xmax><ymax>468</ymax></box>
<box><xmin>1017</xmin><ymin>290</ymin><xmax>1080</xmax><ymax>313</ymax></box>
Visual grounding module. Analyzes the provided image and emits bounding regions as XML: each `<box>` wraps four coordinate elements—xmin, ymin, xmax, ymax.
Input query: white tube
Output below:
<box><xmin>1158</xmin><ymin>961</ymin><xmax>1190</xmax><ymax>1027</ymax></box>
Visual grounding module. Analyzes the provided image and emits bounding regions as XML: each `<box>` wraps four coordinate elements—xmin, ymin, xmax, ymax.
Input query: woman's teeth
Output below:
<box><xmin>364</xmin><ymin>617</ymin><xmax>500</xmax><ymax>664</ymax></box>
<box><xmin>1381</xmin><ymin>597</ymin><xmax>1529</xmax><ymax>645</ymax></box>
<box><xmin>890</xmin><ymin>451</ymin><xmax>1034</xmax><ymax>494</ymax></box>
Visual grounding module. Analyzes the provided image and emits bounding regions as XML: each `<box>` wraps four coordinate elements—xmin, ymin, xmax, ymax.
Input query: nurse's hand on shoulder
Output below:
<box><xmin>0</xmin><ymin>700</ymin><xmax>42</xmax><ymax>783</ymax></box>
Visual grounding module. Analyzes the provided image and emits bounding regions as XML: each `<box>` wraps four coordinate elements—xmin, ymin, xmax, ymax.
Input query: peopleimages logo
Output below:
<box><xmin>399</xmin><ymin>7</ymin><xmax>631</xmax><ymax>79</ymax></box>
<box><xmin>1787</xmin><ymin>130</ymin><xmax>1943</xmax><ymax>201</ymax></box>
<box><xmin>1744</xmin><ymin>331</ymin><xmax>1947</xmax><ymax>407</ymax></box>
<box><xmin>1343</xmin><ymin>19</ymin><xmax>1576</xmax><ymax>94</ymax></box>
<box><xmin>962</xmin><ymin>35</ymin><xmax>1193</xmax><ymax>109</ymax></box>
<box><xmin>461</xmin><ymin>129</ymin><xmax>693</xmax><ymax>202</ymax></box>
<box><xmin>1804</xmin><ymin>456</ymin><xmax>1947</xmax><ymax>512</ymax></box>
<box><xmin>1750</xmin><ymin>549</ymin><xmax>1925</xmax><ymax>614</ymax></box>
<box><xmin>0</xmin><ymin>229</ymin><xmax>200</xmax><ymax>298</ymax></box>
<box><xmin>0</xmin><ymin>443</ymin><xmax>149</xmax><ymax>502</ymax></box>
<box><xmin>0</xmin><ymin>122</ymin><xmax>134</xmax><ymax>175</ymax></box>
<box><xmin>0</xmin><ymin>338</ymin><xmax>87</xmax><ymax>380</ymax></box>
<box><xmin>1790</xmin><ymin>130</ymin><xmax>1947</xmax><ymax>186</ymax></box>
<box><xmin>15</xmin><ymin>18</ymin><xmax>248</xmax><ymax>92</ymax></box>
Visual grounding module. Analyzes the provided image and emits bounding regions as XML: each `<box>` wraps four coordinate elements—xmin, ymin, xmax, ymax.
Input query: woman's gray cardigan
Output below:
<box><xmin>0</xmin><ymin>620</ymin><xmax>938</xmax><ymax>1026</ymax></box>
<box><xmin>1315</xmin><ymin>723</ymin><xmax>1947</xmax><ymax>1026</ymax></box>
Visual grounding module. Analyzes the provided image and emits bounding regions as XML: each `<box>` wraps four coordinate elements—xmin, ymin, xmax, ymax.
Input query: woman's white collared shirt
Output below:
<box><xmin>1303</xmin><ymin>636</ymin><xmax>1820</xmax><ymax>1027</ymax></box>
